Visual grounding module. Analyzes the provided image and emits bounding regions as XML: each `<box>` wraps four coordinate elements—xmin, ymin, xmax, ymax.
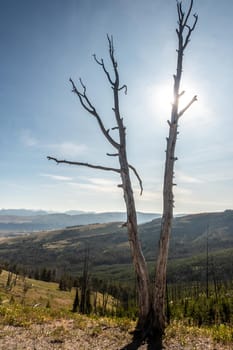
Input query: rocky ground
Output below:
<box><xmin>0</xmin><ymin>319</ymin><xmax>232</xmax><ymax>350</ymax></box>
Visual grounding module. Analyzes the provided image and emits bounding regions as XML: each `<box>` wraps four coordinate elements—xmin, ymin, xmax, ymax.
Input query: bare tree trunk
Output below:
<box><xmin>206</xmin><ymin>226</ymin><xmax>209</xmax><ymax>299</ymax></box>
<box><xmin>79</xmin><ymin>247</ymin><xmax>91</xmax><ymax>314</ymax></box>
<box><xmin>48</xmin><ymin>35</ymin><xmax>151</xmax><ymax>330</ymax></box>
<box><xmin>47</xmin><ymin>2</ymin><xmax>198</xmax><ymax>343</ymax></box>
<box><xmin>115</xmin><ymin>79</ymin><xmax>151</xmax><ymax>328</ymax></box>
<box><xmin>119</xmin><ymin>148</ymin><xmax>151</xmax><ymax>330</ymax></box>
<box><xmin>153</xmin><ymin>0</ymin><xmax>198</xmax><ymax>340</ymax></box>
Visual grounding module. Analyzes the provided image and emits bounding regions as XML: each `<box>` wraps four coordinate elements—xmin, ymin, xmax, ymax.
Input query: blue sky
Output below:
<box><xmin>1</xmin><ymin>0</ymin><xmax>233</xmax><ymax>213</ymax></box>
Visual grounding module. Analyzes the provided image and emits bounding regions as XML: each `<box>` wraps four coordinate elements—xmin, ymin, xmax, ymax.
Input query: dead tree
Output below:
<box><xmin>48</xmin><ymin>35</ymin><xmax>151</xmax><ymax>329</ymax></box>
<box><xmin>153</xmin><ymin>0</ymin><xmax>198</xmax><ymax>343</ymax></box>
<box><xmin>48</xmin><ymin>0</ymin><xmax>198</xmax><ymax>345</ymax></box>
<box><xmin>79</xmin><ymin>247</ymin><xmax>91</xmax><ymax>314</ymax></box>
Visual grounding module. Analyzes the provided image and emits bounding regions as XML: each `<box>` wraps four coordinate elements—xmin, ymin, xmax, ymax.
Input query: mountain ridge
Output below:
<box><xmin>0</xmin><ymin>210</ymin><xmax>160</xmax><ymax>234</ymax></box>
<box><xmin>0</xmin><ymin>210</ymin><xmax>232</xmax><ymax>283</ymax></box>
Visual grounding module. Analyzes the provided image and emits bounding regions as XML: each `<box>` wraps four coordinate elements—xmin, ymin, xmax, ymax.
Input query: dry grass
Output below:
<box><xmin>0</xmin><ymin>270</ymin><xmax>76</xmax><ymax>309</ymax></box>
<box><xmin>0</xmin><ymin>271</ymin><xmax>232</xmax><ymax>349</ymax></box>
<box><xmin>0</xmin><ymin>315</ymin><xmax>232</xmax><ymax>350</ymax></box>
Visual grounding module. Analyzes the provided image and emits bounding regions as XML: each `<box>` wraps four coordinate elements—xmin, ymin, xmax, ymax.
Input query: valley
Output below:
<box><xmin>0</xmin><ymin>210</ymin><xmax>232</xmax><ymax>284</ymax></box>
<box><xmin>0</xmin><ymin>210</ymin><xmax>232</xmax><ymax>349</ymax></box>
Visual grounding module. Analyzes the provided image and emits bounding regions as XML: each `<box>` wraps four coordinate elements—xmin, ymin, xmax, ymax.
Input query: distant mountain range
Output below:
<box><xmin>0</xmin><ymin>209</ymin><xmax>86</xmax><ymax>216</ymax></box>
<box><xmin>0</xmin><ymin>209</ymin><xmax>50</xmax><ymax>216</ymax></box>
<box><xmin>0</xmin><ymin>209</ymin><xmax>160</xmax><ymax>234</ymax></box>
<box><xmin>0</xmin><ymin>210</ymin><xmax>232</xmax><ymax>283</ymax></box>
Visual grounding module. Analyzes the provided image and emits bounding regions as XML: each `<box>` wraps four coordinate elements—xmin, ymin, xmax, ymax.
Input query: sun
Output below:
<box><xmin>146</xmin><ymin>83</ymin><xmax>174</xmax><ymax>122</ymax></box>
<box><xmin>155</xmin><ymin>85</ymin><xmax>173</xmax><ymax>108</ymax></box>
<box><xmin>146</xmin><ymin>80</ymin><xmax>202</xmax><ymax>123</ymax></box>
<box><xmin>156</xmin><ymin>84</ymin><xmax>197</xmax><ymax>110</ymax></box>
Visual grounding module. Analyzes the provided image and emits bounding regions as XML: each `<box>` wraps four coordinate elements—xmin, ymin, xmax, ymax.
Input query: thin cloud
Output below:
<box><xmin>88</xmin><ymin>177</ymin><xmax>118</xmax><ymax>186</ymax></box>
<box><xmin>48</xmin><ymin>142</ymin><xmax>87</xmax><ymax>158</ymax></box>
<box><xmin>67</xmin><ymin>177</ymin><xmax>119</xmax><ymax>194</ymax></box>
<box><xmin>19</xmin><ymin>130</ymin><xmax>87</xmax><ymax>157</ymax></box>
<box><xmin>40</xmin><ymin>173</ymin><xmax>73</xmax><ymax>181</ymax></box>
<box><xmin>135</xmin><ymin>190</ymin><xmax>161</xmax><ymax>201</ymax></box>
<box><xmin>175</xmin><ymin>187</ymin><xmax>193</xmax><ymax>196</ymax></box>
<box><xmin>176</xmin><ymin>171</ymin><xmax>203</xmax><ymax>184</ymax></box>
<box><xmin>200</xmin><ymin>173</ymin><xmax>233</xmax><ymax>183</ymax></box>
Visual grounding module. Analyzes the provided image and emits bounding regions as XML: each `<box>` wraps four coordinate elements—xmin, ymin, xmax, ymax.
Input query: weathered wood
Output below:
<box><xmin>47</xmin><ymin>1</ymin><xmax>198</xmax><ymax>344</ymax></box>
<box><xmin>153</xmin><ymin>0</ymin><xmax>198</xmax><ymax>338</ymax></box>
<box><xmin>48</xmin><ymin>35</ymin><xmax>151</xmax><ymax>327</ymax></box>
<box><xmin>107</xmin><ymin>34</ymin><xmax>151</xmax><ymax>325</ymax></box>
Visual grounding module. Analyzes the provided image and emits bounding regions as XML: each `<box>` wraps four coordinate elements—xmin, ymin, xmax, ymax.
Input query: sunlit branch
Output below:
<box><xmin>178</xmin><ymin>95</ymin><xmax>197</xmax><ymax>117</ymax></box>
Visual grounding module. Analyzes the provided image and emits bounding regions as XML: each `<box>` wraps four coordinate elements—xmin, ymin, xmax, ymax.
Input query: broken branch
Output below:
<box><xmin>106</xmin><ymin>153</ymin><xmax>119</xmax><ymax>157</ymax></box>
<box><xmin>178</xmin><ymin>95</ymin><xmax>197</xmax><ymax>117</ymax></box>
<box><xmin>118</xmin><ymin>84</ymin><xmax>127</xmax><ymax>95</ymax></box>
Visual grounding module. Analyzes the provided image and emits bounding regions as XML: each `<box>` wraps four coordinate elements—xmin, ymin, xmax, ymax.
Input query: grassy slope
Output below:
<box><xmin>0</xmin><ymin>270</ymin><xmax>232</xmax><ymax>349</ymax></box>
<box><xmin>0</xmin><ymin>270</ymin><xmax>75</xmax><ymax>309</ymax></box>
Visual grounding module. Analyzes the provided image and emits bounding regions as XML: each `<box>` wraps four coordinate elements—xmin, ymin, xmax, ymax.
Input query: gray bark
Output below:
<box><xmin>47</xmin><ymin>1</ymin><xmax>198</xmax><ymax>343</ymax></box>
<box><xmin>48</xmin><ymin>35</ymin><xmax>150</xmax><ymax>326</ymax></box>
<box><xmin>153</xmin><ymin>0</ymin><xmax>198</xmax><ymax>337</ymax></box>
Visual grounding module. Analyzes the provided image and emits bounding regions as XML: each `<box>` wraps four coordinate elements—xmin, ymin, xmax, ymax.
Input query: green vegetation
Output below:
<box><xmin>166</xmin><ymin>322</ymin><xmax>233</xmax><ymax>346</ymax></box>
<box><xmin>0</xmin><ymin>211</ymin><xmax>232</xmax><ymax>285</ymax></box>
<box><xmin>0</xmin><ymin>211</ymin><xmax>232</xmax><ymax>347</ymax></box>
<box><xmin>167</xmin><ymin>281</ymin><xmax>233</xmax><ymax>326</ymax></box>
<box><xmin>0</xmin><ymin>269</ymin><xmax>232</xmax><ymax>347</ymax></box>
<box><xmin>0</xmin><ymin>270</ymin><xmax>76</xmax><ymax>310</ymax></box>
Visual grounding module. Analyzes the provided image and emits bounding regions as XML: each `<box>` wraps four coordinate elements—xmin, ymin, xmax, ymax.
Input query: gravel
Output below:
<box><xmin>0</xmin><ymin>320</ymin><xmax>231</xmax><ymax>350</ymax></box>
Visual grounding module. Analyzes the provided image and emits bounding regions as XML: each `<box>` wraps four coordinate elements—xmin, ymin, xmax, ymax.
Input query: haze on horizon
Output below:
<box><xmin>1</xmin><ymin>0</ymin><xmax>233</xmax><ymax>214</ymax></box>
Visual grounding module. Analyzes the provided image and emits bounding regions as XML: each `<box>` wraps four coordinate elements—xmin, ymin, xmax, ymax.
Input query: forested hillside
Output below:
<box><xmin>0</xmin><ymin>210</ymin><xmax>232</xmax><ymax>283</ymax></box>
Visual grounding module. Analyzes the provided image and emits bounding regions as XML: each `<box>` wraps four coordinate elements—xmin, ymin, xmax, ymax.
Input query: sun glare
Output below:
<box><xmin>156</xmin><ymin>85</ymin><xmax>173</xmax><ymax>107</ymax></box>
<box><xmin>155</xmin><ymin>84</ymin><xmax>198</xmax><ymax>112</ymax></box>
<box><xmin>146</xmin><ymin>79</ymin><xmax>208</xmax><ymax>125</ymax></box>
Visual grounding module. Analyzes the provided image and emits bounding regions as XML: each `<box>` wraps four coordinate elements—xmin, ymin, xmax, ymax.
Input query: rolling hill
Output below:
<box><xmin>0</xmin><ymin>210</ymin><xmax>159</xmax><ymax>234</ymax></box>
<box><xmin>0</xmin><ymin>210</ymin><xmax>232</xmax><ymax>283</ymax></box>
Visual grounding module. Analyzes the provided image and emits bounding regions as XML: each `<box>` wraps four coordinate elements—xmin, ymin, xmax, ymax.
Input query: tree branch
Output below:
<box><xmin>183</xmin><ymin>0</ymin><xmax>194</xmax><ymax>28</ymax></box>
<box><xmin>93</xmin><ymin>34</ymin><xmax>123</xmax><ymax>92</ymax></box>
<box><xmin>176</xmin><ymin>1</ymin><xmax>198</xmax><ymax>51</ymax></box>
<box><xmin>177</xmin><ymin>1</ymin><xmax>184</xmax><ymax>23</ymax></box>
<box><xmin>47</xmin><ymin>156</ymin><xmax>121</xmax><ymax>173</ymax></box>
<box><xmin>183</xmin><ymin>13</ymin><xmax>198</xmax><ymax>49</ymax></box>
<box><xmin>69</xmin><ymin>78</ymin><xmax>94</xmax><ymax>115</ymax></box>
<box><xmin>178</xmin><ymin>90</ymin><xmax>185</xmax><ymax>98</ymax></box>
<box><xmin>118</xmin><ymin>84</ymin><xmax>127</xmax><ymax>95</ymax></box>
<box><xmin>106</xmin><ymin>152</ymin><xmax>119</xmax><ymax>157</ymax></box>
<box><xmin>107</xmin><ymin>34</ymin><xmax>119</xmax><ymax>86</ymax></box>
<box><xmin>129</xmin><ymin>164</ymin><xmax>143</xmax><ymax>195</ymax></box>
<box><xmin>69</xmin><ymin>78</ymin><xmax>119</xmax><ymax>150</ymax></box>
<box><xmin>178</xmin><ymin>95</ymin><xmax>197</xmax><ymax>117</ymax></box>
<box><xmin>93</xmin><ymin>54</ymin><xmax>115</xmax><ymax>86</ymax></box>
